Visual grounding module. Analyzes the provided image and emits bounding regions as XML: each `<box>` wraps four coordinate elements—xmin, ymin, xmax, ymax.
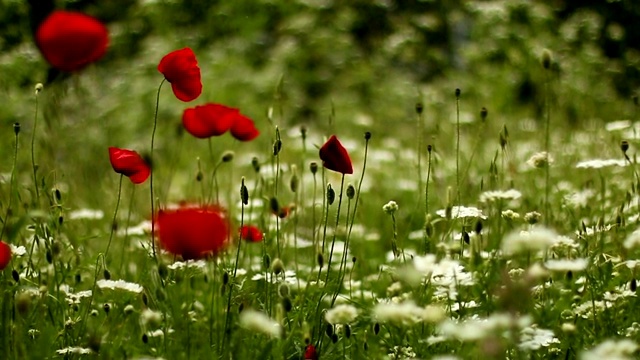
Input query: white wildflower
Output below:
<box><xmin>519</xmin><ymin>325</ymin><xmax>560</xmax><ymax>350</ymax></box>
<box><xmin>167</xmin><ymin>260</ymin><xmax>207</xmax><ymax>270</ymax></box>
<box><xmin>373</xmin><ymin>300</ymin><xmax>443</xmax><ymax>326</ymax></box>
<box><xmin>239</xmin><ymin>309</ymin><xmax>282</xmax><ymax>338</ymax></box>
<box><xmin>502</xmin><ymin>227</ymin><xmax>559</xmax><ymax>255</ymax></box>
<box><xmin>97</xmin><ymin>279</ymin><xmax>143</xmax><ymax>294</ymax></box>
<box><xmin>68</xmin><ymin>209</ymin><xmax>105</xmax><ymax>220</ymax></box>
<box><xmin>325</xmin><ymin>304</ymin><xmax>358</xmax><ymax>324</ymax></box>
<box><xmin>576</xmin><ymin>159</ymin><xmax>627</xmax><ymax>169</ymax></box>
<box><xmin>140</xmin><ymin>309</ymin><xmax>163</xmax><ymax>328</ymax></box>
<box><xmin>387</xmin><ymin>345</ymin><xmax>416</xmax><ymax>360</ymax></box>
<box><xmin>545</xmin><ymin>258</ymin><xmax>588</xmax><ymax>272</ymax></box>
<box><xmin>56</xmin><ymin>347</ymin><xmax>93</xmax><ymax>355</ymax></box>
<box><xmin>502</xmin><ymin>209</ymin><xmax>521</xmax><ymax>220</ymax></box>
<box><xmin>605</xmin><ymin>120</ymin><xmax>631</xmax><ymax>132</ymax></box>
<box><xmin>9</xmin><ymin>244</ymin><xmax>26</xmax><ymax>256</ymax></box>
<box><xmin>527</xmin><ymin>152</ymin><xmax>553</xmax><ymax>168</ymax></box>
<box><xmin>479</xmin><ymin>189</ymin><xmax>522</xmax><ymax>202</ymax></box>
<box><xmin>436</xmin><ymin>206</ymin><xmax>487</xmax><ymax>220</ymax></box>
<box><xmin>624</xmin><ymin>229</ymin><xmax>640</xmax><ymax>249</ymax></box>
<box><xmin>581</xmin><ymin>339</ymin><xmax>638</xmax><ymax>360</ymax></box>
<box><xmin>383</xmin><ymin>201</ymin><xmax>398</xmax><ymax>214</ymax></box>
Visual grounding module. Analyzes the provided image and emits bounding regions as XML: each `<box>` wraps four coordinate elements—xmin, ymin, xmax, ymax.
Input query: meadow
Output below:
<box><xmin>1</xmin><ymin>1</ymin><xmax>640</xmax><ymax>359</ymax></box>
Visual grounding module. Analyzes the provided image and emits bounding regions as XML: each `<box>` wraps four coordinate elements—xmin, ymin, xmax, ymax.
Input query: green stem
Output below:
<box><xmin>104</xmin><ymin>175</ymin><xmax>123</xmax><ymax>260</ymax></box>
<box><xmin>150</xmin><ymin>79</ymin><xmax>166</xmax><ymax>264</ymax></box>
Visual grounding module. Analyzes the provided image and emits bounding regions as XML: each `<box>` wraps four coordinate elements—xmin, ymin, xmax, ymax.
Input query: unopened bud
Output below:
<box><xmin>542</xmin><ymin>49</ymin><xmax>552</xmax><ymax>69</ymax></box>
<box><xmin>327</xmin><ymin>184</ymin><xmax>335</xmax><ymax>205</ymax></box>
<box><xmin>310</xmin><ymin>162</ymin><xmax>318</xmax><ymax>175</ymax></box>
<box><xmin>346</xmin><ymin>184</ymin><xmax>355</xmax><ymax>199</ymax></box>
<box><xmin>13</xmin><ymin>122</ymin><xmax>20</xmax><ymax>135</ymax></box>
<box><xmin>271</xmin><ymin>258</ymin><xmax>284</xmax><ymax>275</ymax></box>
<box><xmin>240</xmin><ymin>178</ymin><xmax>249</xmax><ymax>205</ymax></box>
<box><xmin>35</xmin><ymin>83</ymin><xmax>43</xmax><ymax>94</ymax></box>
<box><xmin>251</xmin><ymin>157</ymin><xmax>261</xmax><ymax>173</ymax></box>
<box><xmin>221</xmin><ymin>151</ymin><xmax>234</xmax><ymax>163</ymax></box>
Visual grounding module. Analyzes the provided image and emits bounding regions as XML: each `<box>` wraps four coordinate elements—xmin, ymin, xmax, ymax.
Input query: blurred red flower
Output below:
<box><xmin>154</xmin><ymin>205</ymin><xmax>230</xmax><ymax>260</ymax></box>
<box><xmin>319</xmin><ymin>135</ymin><xmax>353</xmax><ymax>174</ymax></box>
<box><xmin>0</xmin><ymin>241</ymin><xmax>11</xmax><ymax>270</ymax></box>
<box><xmin>158</xmin><ymin>48</ymin><xmax>202</xmax><ymax>102</ymax></box>
<box><xmin>182</xmin><ymin>103</ymin><xmax>237</xmax><ymax>138</ymax></box>
<box><xmin>230</xmin><ymin>113</ymin><xmax>260</xmax><ymax>142</ymax></box>
<box><xmin>35</xmin><ymin>10</ymin><xmax>108</xmax><ymax>72</ymax></box>
<box><xmin>240</xmin><ymin>225</ymin><xmax>263</xmax><ymax>242</ymax></box>
<box><xmin>108</xmin><ymin>147</ymin><xmax>150</xmax><ymax>184</ymax></box>
<box><xmin>304</xmin><ymin>344</ymin><xmax>318</xmax><ymax>360</ymax></box>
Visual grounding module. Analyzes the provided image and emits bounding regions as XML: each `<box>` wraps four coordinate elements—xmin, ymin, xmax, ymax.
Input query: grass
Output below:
<box><xmin>2</xmin><ymin>2</ymin><xmax>640</xmax><ymax>360</ymax></box>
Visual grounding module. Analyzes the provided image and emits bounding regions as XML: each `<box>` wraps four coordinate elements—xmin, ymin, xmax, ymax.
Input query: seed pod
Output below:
<box><xmin>251</xmin><ymin>157</ymin><xmax>261</xmax><ymax>173</ymax></box>
<box><xmin>317</xmin><ymin>253</ymin><xmax>324</xmax><ymax>269</ymax></box>
<box><xmin>373</xmin><ymin>322</ymin><xmax>380</xmax><ymax>335</ymax></box>
<box><xmin>455</xmin><ymin>88</ymin><xmax>461</xmax><ymax>98</ymax></box>
<box><xmin>346</xmin><ymin>184</ymin><xmax>355</xmax><ymax>199</ymax></box>
<box><xmin>13</xmin><ymin>122</ymin><xmax>20</xmax><ymax>135</ymax></box>
<box><xmin>103</xmin><ymin>269</ymin><xmax>111</xmax><ymax>280</ymax></box>
<box><xmin>310</xmin><ymin>162</ymin><xmax>318</xmax><ymax>175</ymax></box>
<box><xmin>282</xmin><ymin>297</ymin><xmax>292</xmax><ymax>312</ymax></box>
<box><xmin>415</xmin><ymin>102</ymin><xmax>424</xmax><ymax>114</ymax></box>
<box><xmin>327</xmin><ymin>184</ymin><xmax>335</xmax><ymax>205</ymax></box>
<box><xmin>364</xmin><ymin>131</ymin><xmax>372</xmax><ymax>140</ymax></box>
<box><xmin>325</xmin><ymin>323</ymin><xmax>334</xmax><ymax>337</ymax></box>
<box><xmin>240</xmin><ymin>178</ymin><xmax>249</xmax><ymax>205</ymax></box>
<box><xmin>221</xmin><ymin>151</ymin><xmax>234</xmax><ymax>163</ymax></box>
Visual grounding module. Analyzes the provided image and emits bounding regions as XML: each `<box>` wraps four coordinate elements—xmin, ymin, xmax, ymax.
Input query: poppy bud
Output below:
<box><xmin>12</xmin><ymin>270</ymin><xmax>20</xmax><ymax>283</ymax></box>
<box><xmin>290</xmin><ymin>166</ymin><xmax>299</xmax><ymax>193</ymax></box>
<box><xmin>455</xmin><ymin>88</ymin><xmax>461</xmax><ymax>98</ymax></box>
<box><xmin>364</xmin><ymin>131</ymin><xmax>372</xmax><ymax>140</ymax></box>
<box><xmin>196</xmin><ymin>170</ymin><xmax>203</xmax><ymax>182</ymax></box>
<box><xmin>103</xmin><ymin>269</ymin><xmax>111</xmax><ymax>280</ymax></box>
<box><xmin>272</xmin><ymin>258</ymin><xmax>284</xmax><ymax>275</ymax></box>
<box><xmin>282</xmin><ymin>297</ymin><xmax>292</xmax><ymax>312</ymax></box>
<box><xmin>331</xmin><ymin>333</ymin><xmax>338</xmax><ymax>343</ymax></box>
<box><xmin>221</xmin><ymin>151</ymin><xmax>234</xmax><ymax>163</ymax></box>
<box><xmin>54</xmin><ymin>188</ymin><xmax>62</xmax><ymax>202</ymax></box>
<box><xmin>317</xmin><ymin>253</ymin><xmax>324</xmax><ymax>268</ymax></box>
<box><xmin>263</xmin><ymin>254</ymin><xmax>271</xmax><ymax>270</ymax></box>
<box><xmin>270</xmin><ymin>197</ymin><xmax>280</xmax><ymax>214</ymax></box>
<box><xmin>475</xmin><ymin>220</ymin><xmax>483</xmax><ymax>234</ymax></box>
<box><xmin>46</xmin><ymin>249</ymin><xmax>53</xmax><ymax>264</ymax></box>
<box><xmin>223</xmin><ymin>271</ymin><xmax>229</xmax><ymax>285</ymax></box>
<box><xmin>462</xmin><ymin>231</ymin><xmax>470</xmax><ymax>244</ymax></box>
<box><xmin>542</xmin><ymin>49</ymin><xmax>552</xmax><ymax>69</ymax></box>
<box><xmin>58</xmin><ymin>215</ymin><xmax>64</xmax><ymax>226</ymax></box>
<box><xmin>240</xmin><ymin>177</ymin><xmax>249</xmax><ymax>205</ymax></box>
<box><xmin>251</xmin><ymin>157</ymin><xmax>261</xmax><ymax>173</ymax></box>
<box><xmin>325</xmin><ymin>323</ymin><xmax>334</xmax><ymax>337</ymax></box>
<box><xmin>300</xmin><ymin>126</ymin><xmax>307</xmax><ymax>140</ymax></box>
<box><xmin>35</xmin><ymin>83</ymin><xmax>43</xmax><ymax>94</ymax></box>
<box><xmin>373</xmin><ymin>322</ymin><xmax>380</xmax><ymax>335</ymax></box>
<box><xmin>13</xmin><ymin>122</ymin><xmax>20</xmax><ymax>135</ymax></box>
<box><xmin>142</xmin><ymin>293</ymin><xmax>148</xmax><ymax>306</ymax></box>
<box><xmin>344</xmin><ymin>324</ymin><xmax>351</xmax><ymax>338</ymax></box>
<box><xmin>327</xmin><ymin>184</ymin><xmax>335</xmax><ymax>205</ymax></box>
<box><xmin>415</xmin><ymin>102</ymin><xmax>424</xmax><ymax>114</ymax></box>
<box><xmin>631</xmin><ymin>279</ymin><xmax>637</xmax><ymax>292</ymax></box>
<box><xmin>142</xmin><ymin>334</ymin><xmax>149</xmax><ymax>344</ymax></box>
<box><xmin>310</xmin><ymin>162</ymin><xmax>318</xmax><ymax>175</ymax></box>
<box><xmin>103</xmin><ymin>303</ymin><xmax>111</xmax><ymax>314</ymax></box>
<box><xmin>621</xmin><ymin>140</ymin><xmax>629</xmax><ymax>154</ymax></box>
<box><xmin>273</xmin><ymin>139</ymin><xmax>282</xmax><ymax>156</ymax></box>
<box><xmin>346</xmin><ymin>184</ymin><xmax>355</xmax><ymax>199</ymax></box>
<box><xmin>427</xmin><ymin>144</ymin><xmax>432</xmax><ymax>153</ymax></box>
<box><xmin>480</xmin><ymin>107</ymin><xmax>488</xmax><ymax>122</ymax></box>
<box><xmin>278</xmin><ymin>283</ymin><xmax>290</xmax><ymax>298</ymax></box>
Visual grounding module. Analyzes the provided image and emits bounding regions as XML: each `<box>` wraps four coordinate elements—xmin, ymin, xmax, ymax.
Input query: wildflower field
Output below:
<box><xmin>3</xmin><ymin>1</ymin><xmax>640</xmax><ymax>359</ymax></box>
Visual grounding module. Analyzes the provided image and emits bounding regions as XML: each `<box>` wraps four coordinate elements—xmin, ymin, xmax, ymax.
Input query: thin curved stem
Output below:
<box><xmin>150</xmin><ymin>79</ymin><xmax>166</xmax><ymax>264</ymax></box>
<box><xmin>104</xmin><ymin>175</ymin><xmax>123</xmax><ymax>259</ymax></box>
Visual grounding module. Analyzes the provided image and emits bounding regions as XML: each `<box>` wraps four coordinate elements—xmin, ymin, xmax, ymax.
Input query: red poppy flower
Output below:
<box><xmin>154</xmin><ymin>205</ymin><xmax>230</xmax><ymax>260</ymax></box>
<box><xmin>108</xmin><ymin>147</ymin><xmax>150</xmax><ymax>184</ymax></box>
<box><xmin>182</xmin><ymin>103</ymin><xmax>238</xmax><ymax>139</ymax></box>
<box><xmin>319</xmin><ymin>135</ymin><xmax>353</xmax><ymax>174</ymax></box>
<box><xmin>304</xmin><ymin>344</ymin><xmax>318</xmax><ymax>360</ymax></box>
<box><xmin>230</xmin><ymin>113</ymin><xmax>260</xmax><ymax>142</ymax></box>
<box><xmin>158</xmin><ymin>48</ymin><xmax>202</xmax><ymax>102</ymax></box>
<box><xmin>35</xmin><ymin>10</ymin><xmax>108</xmax><ymax>72</ymax></box>
<box><xmin>240</xmin><ymin>225</ymin><xmax>263</xmax><ymax>242</ymax></box>
<box><xmin>0</xmin><ymin>241</ymin><xmax>11</xmax><ymax>270</ymax></box>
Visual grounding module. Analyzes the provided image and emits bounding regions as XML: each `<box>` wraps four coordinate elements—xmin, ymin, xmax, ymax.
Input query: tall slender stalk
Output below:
<box><xmin>150</xmin><ymin>79</ymin><xmax>165</xmax><ymax>264</ymax></box>
<box><xmin>325</xmin><ymin>175</ymin><xmax>345</xmax><ymax>283</ymax></box>
<box><xmin>104</xmin><ymin>175</ymin><xmax>123</xmax><ymax>259</ymax></box>
<box><xmin>1</xmin><ymin>123</ymin><xmax>20</xmax><ymax>241</ymax></box>
<box><xmin>32</xmin><ymin>85</ymin><xmax>42</xmax><ymax>206</ymax></box>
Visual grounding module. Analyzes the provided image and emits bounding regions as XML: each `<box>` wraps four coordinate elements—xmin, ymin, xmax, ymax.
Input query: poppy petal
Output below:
<box><xmin>319</xmin><ymin>135</ymin><xmax>353</xmax><ymax>174</ymax></box>
<box><xmin>230</xmin><ymin>113</ymin><xmax>260</xmax><ymax>142</ymax></box>
<box><xmin>158</xmin><ymin>48</ymin><xmax>202</xmax><ymax>102</ymax></box>
<box><xmin>108</xmin><ymin>147</ymin><xmax>150</xmax><ymax>184</ymax></box>
<box><xmin>35</xmin><ymin>11</ymin><xmax>109</xmax><ymax>72</ymax></box>
<box><xmin>0</xmin><ymin>241</ymin><xmax>11</xmax><ymax>270</ymax></box>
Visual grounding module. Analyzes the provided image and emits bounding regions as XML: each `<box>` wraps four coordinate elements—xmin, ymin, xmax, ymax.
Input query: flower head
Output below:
<box><xmin>158</xmin><ymin>48</ymin><xmax>202</xmax><ymax>102</ymax></box>
<box><xmin>108</xmin><ymin>147</ymin><xmax>150</xmax><ymax>184</ymax></box>
<box><xmin>238</xmin><ymin>309</ymin><xmax>282</xmax><ymax>338</ymax></box>
<box><xmin>154</xmin><ymin>205</ymin><xmax>230</xmax><ymax>260</ymax></box>
<box><xmin>182</xmin><ymin>103</ymin><xmax>237</xmax><ymax>138</ymax></box>
<box><xmin>325</xmin><ymin>304</ymin><xmax>358</xmax><ymax>324</ymax></box>
<box><xmin>319</xmin><ymin>135</ymin><xmax>353</xmax><ymax>174</ymax></box>
<box><xmin>230</xmin><ymin>113</ymin><xmax>260</xmax><ymax>141</ymax></box>
<box><xmin>240</xmin><ymin>225</ymin><xmax>263</xmax><ymax>242</ymax></box>
<box><xmin>304</xmin><ymin>344</ymin><xmax>318</xmax><ymax>360</ymax></box>
<box><xmin>0</xmin><ymin>241</ymin><xmax>11</xmax><ymax>270</ymax></box>
<box><xmin>35</xmin><ymin>11</ymin><xmax>108</xmax><ymax>72</ymax></box>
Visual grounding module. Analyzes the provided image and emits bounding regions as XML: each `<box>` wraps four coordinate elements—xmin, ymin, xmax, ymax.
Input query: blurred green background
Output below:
<box><xmin>0</xmin><ymin>0</ymin><xmax>639</xmax><ymax>211</ymax></box>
